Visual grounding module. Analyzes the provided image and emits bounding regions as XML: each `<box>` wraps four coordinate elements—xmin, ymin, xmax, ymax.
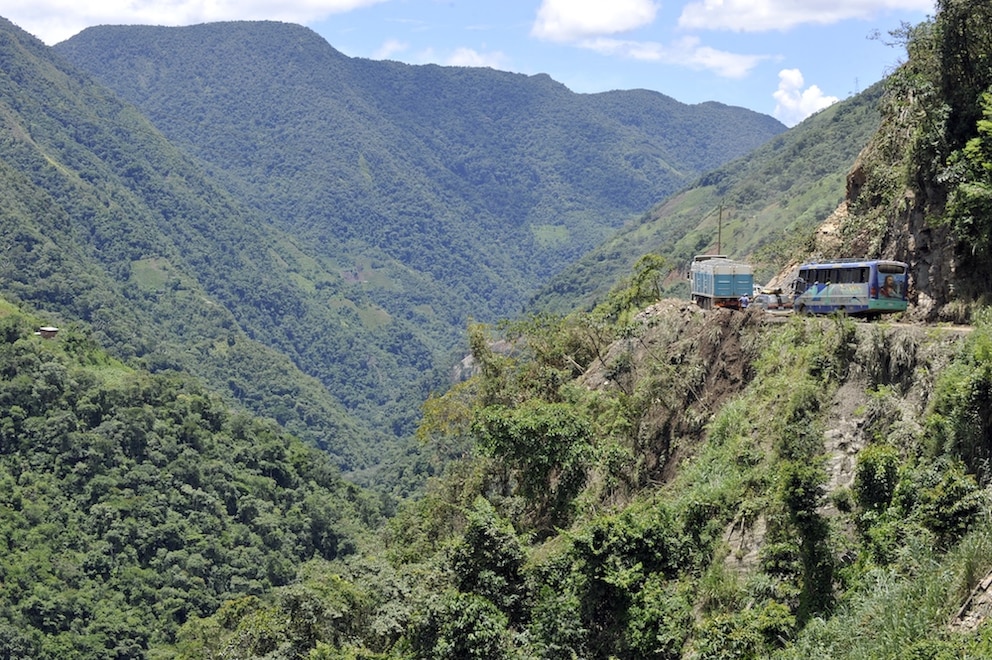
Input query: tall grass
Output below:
<box><xmin>775</xmin><ymin>521</ymin><xmax>992</xmax><ymax>659</ymax></box>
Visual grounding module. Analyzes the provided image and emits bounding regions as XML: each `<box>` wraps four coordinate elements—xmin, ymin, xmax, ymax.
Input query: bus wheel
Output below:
<box><xmin>797</xmin><ymin>304</ymin><xmax>808</xmax><ymax>316</ymax></box>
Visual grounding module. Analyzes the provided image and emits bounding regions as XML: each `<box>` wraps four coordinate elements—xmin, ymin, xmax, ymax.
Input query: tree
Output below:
<box><xmin>407</xmin><ymin>591</ymin><xmax>511</xmax><ymax>660</ymax></box>
<box><xmin>594</xmin><ymin>254</ymin><xmax>668</xmax><ymax>323</ymax></box>
<box><xmin>471</xmin><ymin>399</ymin><xmax>591</xmax><ymax>523</ymax></box>
<box><xmin>945</xmin><ymin>91</ymin><xmax>992</xmax><ymax>255</ymax></box>
<box><xmin>448</xmin><ymin>498</ymin><xmax>528</xmax><ymax>624</ymax></box>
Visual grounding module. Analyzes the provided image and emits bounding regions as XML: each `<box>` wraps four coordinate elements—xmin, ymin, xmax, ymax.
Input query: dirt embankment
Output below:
<box><xmin>583</xmin><ymin>299</ymin><xmax>970</xmax><ymax>575</ymax></box>
<box><xmin>580</xmin><ymin>300</ymin><xmax>763</xmax><ymax>482</ymax></box>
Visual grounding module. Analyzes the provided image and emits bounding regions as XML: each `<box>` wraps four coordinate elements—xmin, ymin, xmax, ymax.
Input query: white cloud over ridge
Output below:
<box><xmin>584</xmin><ymin>36</ymin><xmax>767</xmax><ymax>78</ymax></box>
<box><xmin>679</xmin><ymin>0</ymin><xmax>934</xmax><ymax>32</ymax></box>
<box><xmin>529</xmin><ymin>0</ymin><xmax>766</xmax><ymax>78</ymax></box>
<box><xmin>445</xmin><ymin>47</ymin><xmax>509</xmax><ymax>69</ymax></box>
<box><xmin>773</xmin><ymin>68</ymin><xmax>839</xmax><ymax>126</ymax></box>
<box><xmin>372</xmin><ymin>38</ymin><xmax>408</xmax><ymax>60</ymax></box>
<box><xmin>5</xmin><ymin>0</ymin><xmax>387</xmax><ymax>44</ymax></box>
<box><xmin>531</xmin><ymin>0</ymin><xmax>659</xmax><ymax>42</ymax></box>
<box><xmin>405</xmin><ymin>45</ymin><xmax>509</xmax><ymax>71</ymax></box>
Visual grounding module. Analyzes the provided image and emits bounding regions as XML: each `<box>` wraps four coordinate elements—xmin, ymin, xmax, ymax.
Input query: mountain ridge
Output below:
<box><xmin>54</xmin><ymin>20</ymin><xmax>786</xmax><ymax>291</ymax></box>
<box><xmin>38</xmin><ymin>18</ymin><xmax>786</xmax><ymax>461</ymax></box>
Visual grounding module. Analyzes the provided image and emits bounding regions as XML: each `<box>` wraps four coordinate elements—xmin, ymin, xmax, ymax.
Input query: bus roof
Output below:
<box><xmin>797</xmin><ymin>259</ymin><xmax>907</xmax><ymax>269</ymax></box>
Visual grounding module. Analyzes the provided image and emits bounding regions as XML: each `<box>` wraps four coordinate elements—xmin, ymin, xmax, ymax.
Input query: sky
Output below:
<box><xmin>4</xmin><ymin>0</ymin><xmax>935</xmax><ymax>127</ymax></box>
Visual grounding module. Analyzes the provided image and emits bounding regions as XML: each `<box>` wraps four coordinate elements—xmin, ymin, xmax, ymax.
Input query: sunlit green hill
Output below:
<box><xmin>529</xmin><ymin>82</ymin><xmax>886</xmax><ymax>313</ymax></box>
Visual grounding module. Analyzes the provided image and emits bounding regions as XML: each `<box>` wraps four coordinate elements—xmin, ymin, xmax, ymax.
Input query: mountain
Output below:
<box><xmin>5</xmin><ymin>8</ymin><xmax>992</xmax><ymax>659</ymax></box>
<box><xmin>54</xmin><ymin>21</ymin><xmax>785</xmax><ymax>296</ymax></box>
<box><xmin>0</xmin><ymin>16</ymin><xmax>384</xmax><ymax>472</ymax></box>
<box><xmin>529</xmin><ymin>81</ymin><xmax>887</xmax><ymax>313</ymax></box>
<box><xmin>0</xmin><ymin>14</ymin><xmax>787</xmax><ymax>486</ymax></box>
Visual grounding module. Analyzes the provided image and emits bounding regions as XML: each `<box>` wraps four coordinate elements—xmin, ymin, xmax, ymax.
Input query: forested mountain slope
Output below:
<box><xmin>0</xmin><ymin>17</ymin><xmax>386</xmax><ymax>471</ymax></box>
<box><xmin>530</xmin><ymin>81</ymin><xmax>887</xmax><ymax>313</ymax></box>
<box><xmin>55</xmin><ymin>21</ymin><xmax>784</xmax><ymax>298</ymax></box>
<box><xmin>0</xmin><ymin>298</ymin><xmax>381</xmax><ymax>656</ymax></box>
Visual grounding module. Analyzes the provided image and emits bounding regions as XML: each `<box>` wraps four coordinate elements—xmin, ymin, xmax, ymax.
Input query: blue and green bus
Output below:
<box><xmin>791</xmin><ymin>259</ymin><xmax>908</xmax><ymax>318</ymax></box>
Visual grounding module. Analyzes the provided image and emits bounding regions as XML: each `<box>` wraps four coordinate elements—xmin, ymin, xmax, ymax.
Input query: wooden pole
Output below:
<box><xmin>717</xmin><ymin>204</ymin><xmax>723</xmax><ymax>255</ymax></box>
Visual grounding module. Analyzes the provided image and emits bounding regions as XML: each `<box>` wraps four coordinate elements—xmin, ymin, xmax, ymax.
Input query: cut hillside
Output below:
<box><xmin>821</xmin><ymin>2</ymin><xmax>992</xmax><ymax>323</ymax></box>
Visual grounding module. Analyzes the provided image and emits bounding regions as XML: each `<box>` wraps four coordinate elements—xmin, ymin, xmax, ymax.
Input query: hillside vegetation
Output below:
<box><xmin>3</xmin><ymin>276</ymin><xmax>992</xmax><ymax>657</ymax></box>
<box><xmin>172</xmin><ymin>297</ymin><xmax>992</xmax><ymax>658</ymax></box>
<box><xmin>0</xmin><ymin>17</ymin><xmax>786</xmax><ymax>485</ymax></box>
<box><xmin>530</xmin><ymin>81</ymin><xmax>887</xmax><ymax>313</ymax></box>
<box><xmin>0</xmin><ymin>298</ymin><xmax>381</xmax><ymax>657</ymax></box>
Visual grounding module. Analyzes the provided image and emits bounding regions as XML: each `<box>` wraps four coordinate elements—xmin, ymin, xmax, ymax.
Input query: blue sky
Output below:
<box><xmin>6</xmin><ymin>0</ymin><xmax>934</xmax><ymax>126</ymax></box>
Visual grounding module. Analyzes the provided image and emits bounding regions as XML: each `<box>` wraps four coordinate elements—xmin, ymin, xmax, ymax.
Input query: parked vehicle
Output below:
<box><xmin>791</xmin><ymin>259</ymin><xmax>909</xmax><ymax>318</ymax></box>
<box><xmin>752</xmin><ymin>286</ymin><xmax>790</xmax><ymax>311</ymax></box>
<box><xmin>753</xmin><ymin>292</ymin><xmax>782</xmax><ymax>311</ymax></box>
<box><xmin>688</xmin><ymin>255</ymin><xmax>754</xmax><ymax>310</ymax></box>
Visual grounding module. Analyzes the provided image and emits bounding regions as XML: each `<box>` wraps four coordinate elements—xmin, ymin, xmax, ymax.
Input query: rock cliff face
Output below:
<box><xmin>834</xmin><ymin>8</ymin><xmax>992</xmax><ymax>326</ymax></box>
<box><xmin>849</xmin><ymin>158</ymin><xmax>962</xmax><ymax>322</ymax></box>
<box><xmin>840</xmin><ymin>136</ymin><xmax>966</xmax><ymax>323</ymax></box>
<box><xmin>882</xmin><ymin>203</ymin><xmax>962</xmax><ymax>322</ymax></box>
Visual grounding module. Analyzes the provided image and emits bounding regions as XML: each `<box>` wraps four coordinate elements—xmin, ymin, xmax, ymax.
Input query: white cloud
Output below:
<box><xmin>679</xmin><ymin>0</ymin><xmax>934</xmax><ymax>32</ymax></box>
<box><xmin>530</xmin><ymin>0</ymin><xmax>766</xmax><ymax>80</ymax></box>
<box><xmin>408</xmin><ymin>46</ymin><xmax>508</xmax><ymax>71</ymax></box>
<box><xmin>584</xmin><ymin>36</ymin><xmax>767</xmax><ymax>78</ymax></box>
<box><xmin>4</xmin><ymin>0</ymin><xmax>388</xmax><ymax>44</ymax></box>
<box><xmin>445</xmin><ymin>47</ymin><xmax>509</xmax><ymax>69</ymax></box>
<box><xmin>373</xmin><ymin>38</ymin><xmax>408</xmax><ymax>60</ymax></box>
<box><xmin>773</xmin><ymin>68</ymin><xmax>839</xmax><ymax>126</ymax></box>
<box><xmin>531</xmin><ymin>0</ymin><xmax>659</xmax><ymax>42</ymax></box>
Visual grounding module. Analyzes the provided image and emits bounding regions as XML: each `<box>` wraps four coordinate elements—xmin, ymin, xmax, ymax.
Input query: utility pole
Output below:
<box><xmin>717</xmin><ymin>204</ymin><xmax>723</xmax><ymax>255</ymax></box>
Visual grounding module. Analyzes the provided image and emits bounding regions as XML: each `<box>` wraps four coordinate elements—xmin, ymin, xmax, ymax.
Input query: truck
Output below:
<box><xmin>688</xmin><ymin>255</ymin><xmax>754</xmax><ymax>310</ymax></box>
